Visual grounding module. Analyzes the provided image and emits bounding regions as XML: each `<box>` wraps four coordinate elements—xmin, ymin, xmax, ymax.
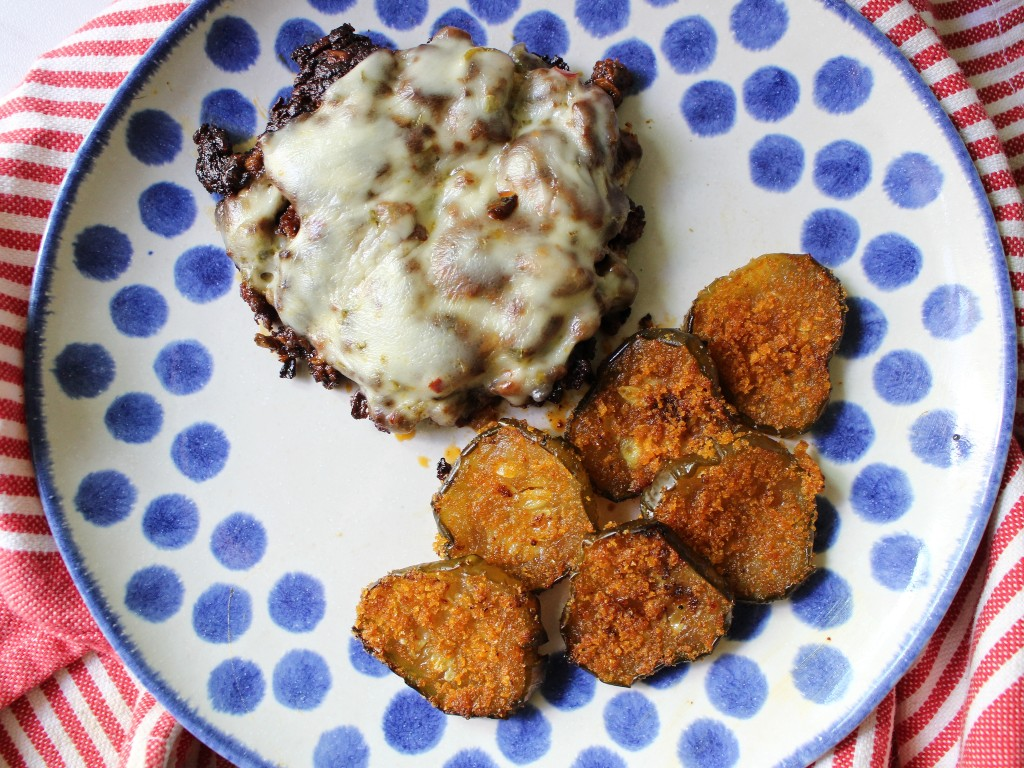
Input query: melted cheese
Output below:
<box><xmin>218</xmin><ymin>28</ymin><xmax>640</xmax><ymax>431</ymax></box>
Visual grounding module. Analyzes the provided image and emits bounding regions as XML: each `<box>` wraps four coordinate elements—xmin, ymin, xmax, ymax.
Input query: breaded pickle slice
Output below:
<box><xmin>561</xmin><ymin>521</ymin><xmax>732</xmax><ymax>687</ymax></box>
<box><xmin>566</xmin><ymin>328</ymin><xmax>736</xmax><ymax>500</ymax></box>
<box><xmin>642</xmin><ymin>432</ymin><xmax>823</xmax><ymax>601</ymax></box>
<box><xmin>354</xmin><ymin>555</ymin><xmax>546</xmax><ymax>718</ymax></box>
<box><xmin>686</xmin><ymin>252</ymin><xmax>847</xmax><ymax>436</ymax></box>
<box><xmin>433</xmin><ymin>418</ymin><xmax>599</xmax><ymax>591</ymax></box>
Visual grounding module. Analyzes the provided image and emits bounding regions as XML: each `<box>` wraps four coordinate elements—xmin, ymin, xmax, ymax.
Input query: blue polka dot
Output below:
<box><xmin>142</xmin><ymin>494</ymin><xmax>199</xmax><ymax>549</ymax></box>
<box><xmin>727</xmin><ymin>602</ymin><xmax>770</xmax><ymax>641</ymax></box>
<box><xmin>863</xmin><ymin>233</ymin><xmax>922</xmax><ymax>291</ymax></box>
<box><xmin>873</xmin><ymin>350</ymin><xmax>931</xmax><ymax>404</ymax></box>
<box><xmin>272</xmin><ymin>573</ymin><xmax>328</xmax><ymax>634</ymax></box>
<box><xmin>812</xmin><ymin>401</ymin><xmax>874</xmax><ymax>463</ymax></box>
<box><xmin>139</xmin><ymin>181</ymin><xmax>196</xmax><ymax>238</ymax></box>
<box><xmin>105</xmin><ymin>393</ymin><xmax>163</xmax><ymax>444</ymax></box>
<box><xmin>571</xmin><ymin>747</ymin><xmax>626</xmax><ymax>768</ymax></box>
<box><xmin>446</xmin><ymin>749</ymin><xmax>501</xmax><ymax>768</ymax></box>
<box><xmin>205</xmin><ymin>16</ymin><xmax>260</xmax><ymax>72</ymax></box>
<box><xmin>872</xmin><ymin>534</ymin><xmax>927</xmax><ymax>590</ymax></box>
<box><xmin>576</xmin><ymin>0</ymin><xmax>629</xmax><ymax>38</ymax></box>
<box><xmin>791</xmin><ymin>569</ymin><xmax>853</xmax><ymax>629</ymax></box>
<box><xmin>375</xmin><ymin>0</ymin><xmax>428</xmax><ymax>31</ymax></box>
<box><xmin>513</xmin><ymin>11</ymin><xmax>569</xmax><ymax>58</ymax></box>
<box><xmin>851</xmin><ymin>464</ymin><xmax>912</xmax><ymax>523</ymax></box>
<box><xmin>126</xmin><ymin>110</ymin><xmax>182</xmax><ymax>166</ymax></box>
<box><xmin>382</xmin><ymin>690</ymin><xmax>445</xmax><ymax>754</ymax></box>
<box><xmin>541</xmin><ymin>653</ymin><xmax>596</xmax><ymax>709</ymax></box>
<box><xmin>208</xmin><ymin>658</ymin><xmax>264</xmax><ymax>714</ymax></box>
<box><xmin>193</xmin><ymin>583</ymin><xmax>252</xmax><ymax>643</ymax></box>
<box><xmin>154</xmin><ymin>340</ymin><xmax>213</xmax><ymax>396</ymax></box>
<box><xmin>273</xmin><ymin>649</ymin><xmax>331</xmax><ymax>710</ymax></box>
<box><xmin>53</xmin><ymin>343</ymin><xmax>115</xmax><ymax>399</ymax></box>
<box><xmin>199</xmin><ymin>88</ymin><xmax>257</xmax><ymax>144</ymax></box>
<box><xmin>743</xmin><ymin>66</ymin><xmax>799</xmax><ymax>122</ymax></box>
<box><xmin>171</xmin><ymin>422</ymin><xmax>230</xmax><ymax>482</ymax></box>
<box><xmin>314</xmin><ymin>726</ymin><xmax>369</xmax><ymax>768</ymax></box>
<box><xmin>211</xmin><ymin>512</ymin><xmax>266</xmax><ymax>570</ymax></box>
<box><xmin>348</xmin><ymin>636</ymin><xmax>388</xmax><ymax>676</ymax></box>
<box><xmin>814</xmin><ymin>496</ymin><xmax>841</xmax><ymax>553</ymax></box>
<box><xmin>361</xmin><ymin>29</ymin><xmax>397</xmax><ymax>48</ymax></box>
<box><xmin>604</xmin><ymin>39</ymin><xmax>657</xmax><ymax>92</ymax></box>
<box><xmin>275</xmin><ymin>18</ymin><xmax>324</xmax><ymax>71</ymax></box>
<box><xmin>662</xmin><ymin>16</ymin><xmax>716</xmax><ymax>74</ymax></box>
<box><xmin>837</xmin><ymin>296</ymin><xmax>887</xmax><ymax>358</ymax></box>
<box><xmin>75</xmin><ymin>470</ymin><xmax>136</xmax><ymax>526</ymax></box>
<box><xmin>645</xmin><ymin>0</ymin><xmax>676</xmax><ymax>5</ymax></box>
<box><xmin>682</xmin><ymin>81</ymin><xmax>736</xmax><ymax>137</ymax></box>
<box><xmin>73</xmin><ymin>225</ymin><xmax>132</xmax><ymax>281</ymax></box>
<box><xmin>309</xmin><ymin>0</ymin><xmax>357</xmax><ymax>12</ymax></box>
<box><xmin>910</xmin><ymin>410</ymin><xmax>972</xmax><ymax>468</ymax></box>
<box><xmin>644</xmin><ymin>662</ymin><xmax>689</xmax><ymax>689</ymax></box>
<box><xmin>792</xmin><ymin>644</ymin><xmax>852</xmax><ymax>704</ymax></box>
<box><xmin>730</xmin><ymin>0</ymin><xmax>787</xmax><ymax>51</ymax></box>
<box><xmin>432</xmin><ymin>9</ymin><xmax>487</xmax><ymax>45</ymax></box>
<box><xmin>497</xmin><ymin>704</ymin><xmax>551</xmax><ymax>764</ymax></box>
<box><xmin>814</xmin><ymin>140</ymin><xmax>871</xmax><ymax>199</ymax></box>
<box><xmin>125</xmin><ymin>565</ymin><xmax>183</xmax><ymax>622</ymax></box>
<box><xmin>678</xmin><ymin>719</ymin><xmax>739</xmax><ymax>768</ymax></box>
<box><xmin>814</xmin><ymin>56</ymin><xmax>873</xmax><ymax>114</ymax></box>
<box><xmin>604</xmin><ymin>691</ymin><xmax>658</xmax><ymax>750</ymax></box>
<box><xmin>110</xmin><ymin>285</ymin><xmax>168</xmax><ymax>338</ymax></box>
<box><xmin>174</xmin><ymin>245</ymin><xmax>234</xmax><ymax>304</ymax></box>
<box><xmin>922</xmin><ymin>284</ymin><xmax>981</xmax><ymax>340</ymax></box>
<box><xmin>801</xmin><ymin>208</ymin><xmax>859</xmax><ymax>268</ymax></box>
<box><xmin>705</xmin><ymin>654</ymin><xmax>767</xmax><ymax>719</ymax></box>
<box><xmin>749</xmin><ymin>134</ymin><xmax>804</xmax><ymax>192</ymax></box>
<box><xmin>469</xmin><ymin>0</ymin><xmax>519</xmax><ymax>24</ymax></box>
<box><xmin>885</xmin><ymin>152</ymin><xmax>943</xmax><ymax>209</ymax></box>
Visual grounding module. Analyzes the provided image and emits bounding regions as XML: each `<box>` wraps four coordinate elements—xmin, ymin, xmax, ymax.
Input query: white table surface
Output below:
<box><xmin>0</xmin><ymin>0</ymin><xmax>114</xmax><ymax>98</ymax></box>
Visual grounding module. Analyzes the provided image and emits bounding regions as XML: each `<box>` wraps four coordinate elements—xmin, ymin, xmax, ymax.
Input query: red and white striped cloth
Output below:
<box><xmin>0</xmin><ymin>1</ymin><xmax>1021</xmax><ymax>766</ymax></box>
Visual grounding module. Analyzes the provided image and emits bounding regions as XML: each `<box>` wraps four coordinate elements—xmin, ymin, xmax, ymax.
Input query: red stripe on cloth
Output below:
<box><xmin>870</xmin><ymin>691</ymin><xmax>896</xmax><ymax>768</ymax></box>
<box><xmin>1003</xmin><ymin>235</ymin><xmax>1024</xmax><ymax>258</ymax></box>
<box><xmin>144</xmin><ymin>710</ymin><xmax>178</xmax><ymax>767</ymax></box>
<box><xmin>0</xmin><ymin>229</ymin><xmax>42</xmax><ymax>256</ymax></box>
<box><xmin>97</xmin><ymin>653</ymin><xmax>140</xmax><ymax>712</ymax></box>
<box><xmin>0</xmin><ymin>361</ymin><xmax>25</xmax><ymax>387</ymax></box>
<box><xmin>0</xmin><ymin>158</ymin><xmax>67</xmax><ymax>186</ymax></box>
<box><xmin>932</xmin><ymin>71</ymin><xmax>974</xmax><ymax>100</ymax></box>
<box><xmin>859</xmin><ymin>0</ymin><xmax>903</xmax><ymax>23</ymax></box>
<box><xmin>39</xmin><ymin>676</ymin><xmax>107</xmax><ymax>768</ymax></box>
<box><xmin>977</xmin><ymin>79</ymin><xmax>1016</xmax><ymax>104</ymax></box>
<box><xmin>942</xmin><ymin>19</ymin><xmax>1003</xmax><ymax>50</ymax></box>
<box><xmin>8</xmin><ymin>696</ymin><xmax>64</xmax><ymax>768</ymax></box>
<box><xmin>0</xmin><ymin>325</ymin><xmax>26</xmax><ymax>351</ymax></box>
<box><xmin>992</xmin><ymin>104</ymin><xmax>1024</xmax><ymax>130</ymax></box>
<box><xmin>0</xmin><ymin>475</ymin><xmax>39</xmax><ymax>497</ymax></box>
<box><xmin>961</xmin><ymin>677</ymin><xmax>1024</xmax><ymax>766</ymax></box>
<box><xmin>990</xmin><ymin>493</ymin><xmax>1024</xmax><ymax>564</ymax></box>
<box><xmin>889</xmin><ymin>14</ymin><xmax>929</xmax><ymax>46</ymax></box>
<box><xmin>951</xmin><ymin>101</ymin><xmax>999</xmax><ymax>130</ymax></box>
<box><xmin>0</xmin><ymin>514</ymin><xmax>50</xmax><ymax>535</ymax></box>
<box><xmin>0</xmin><ymin>97</ymin><xmax>105</xmax><ymax>122</ymax></box>
<box><xmin>971</xmin><ymin>617</ymin><xmax>1024</xmax><ymax>692</ymax></box>
<box><xmin>829</xmin><ymin>726</ymin><xmax>858</xmax><ymax>768</ymax></box>
<box><xmin>911</xmin><ymin>42</ymin><xmax>952</xmax><ymax>71</ymax></box>
<box><xmin>40</xmin><ymin>39</ymin><xmax>156</xmax><ymax>60</ymax></box>
<box><xmin>932</xmin><ymin>0</ymin><xmax>1000</xmax><ymax>21</ymax></box>
<box><xmin>0</xmin><ymin>128</ymin><xmax>83</xmax><ymax>153</ymax></box>
<box><xmin>0</xmin><ymin>436</ymin><xmax>30</xmax><ymax>461</ymax></box>
<box><xmin>0</xmin><ymin>292</ymin><xmax>29</xmax><ymax>317</ymax></box>
<box><xmin>0</xmin><ymin>398</ymin><xmax>26</xmax><ymax>424</ymax></box>
<box><xmin>0</xmin><ymin>725</ymin><xmax>28</xmax><ymax>768</ymax></box>
<box><xmin>1003</xmin><ymin>133</ymin><xmax>1024</xmax><ymax>157</ymax></box>
<box><xmin>78</xmin><ymin>3</ymin><xmax>189</xmax><ymax>32</ymax></box>
<box><xmin>996</xmin><ymin>202</ymin><xmax>1024</xmax><ymax>222</ymax></box>
<box><xmin>907</xmin><ymin>703</ymin><xmax>964</xmax><ymax>767</ymax></box>
<box><xmin>981</xmin><ymin>168</ymin><xmax>1019</xmax><ymax>192</ymax></box>
<box><xmin>962</xmin><ymin>41</ymin><xmax>1024</xmax><ymax>78</ymax></box>
<box><xmin>0</xmin><ymin>194</ymin><xmax>51</xmax><ymax>220</ymax></box>
<box><xmin>68</xmin><ymin>659</ymin><xmax>128</xmax><ymax>748</ymax></box>
<box><xmin>23</xmin><ymin>69</ymin><xmax>128</xmax><ymax>90</ymax></box>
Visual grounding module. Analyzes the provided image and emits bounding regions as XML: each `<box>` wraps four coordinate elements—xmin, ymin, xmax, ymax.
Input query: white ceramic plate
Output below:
<box><xmin>25</xmin><ymin>1</ymin><xmax>1015</xmax><ymax>766</ymax></box>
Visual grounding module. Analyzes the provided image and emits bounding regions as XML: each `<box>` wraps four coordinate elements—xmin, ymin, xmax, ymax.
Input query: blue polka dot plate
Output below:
<box><xmin>24</xmin><ymin>1</ymin><xmax>1016</xmax><ymax>766</ymax></box>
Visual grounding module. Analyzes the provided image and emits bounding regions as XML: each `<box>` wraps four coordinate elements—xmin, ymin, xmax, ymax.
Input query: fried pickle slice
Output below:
<box><xmin>561</xmin><ymin>521</ymin><xmax>732</xmax><ymax>686</ymax></box>
<box><xmin>353</xmin><ymin>556</ymin><xmax>546</xmax><ymax>718</ymax></box>
<box><xmin>642</xmin><ymin>432</ymin><xmax>823</xmax><ymax>601</ymax></box>
<box><xmin>566</xmin><ymin>328</ymin><xmax>737</xmax><ymax>501</ymax></box>
<box><xmin>686</xmin><ymin>252</ymin><xmax>847</xmax><ymax>436</ymax></box>
<box><xmin>433</xmin><ymin>419</ymin><xmax>598</xmax><ymax>592</ymax></box>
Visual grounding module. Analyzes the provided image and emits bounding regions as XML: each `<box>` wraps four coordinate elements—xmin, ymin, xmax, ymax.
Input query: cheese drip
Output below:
<box><xmin>217</xmin><ymin>28</ymin><xmax>641</xmax><ymax>431</ymax></box>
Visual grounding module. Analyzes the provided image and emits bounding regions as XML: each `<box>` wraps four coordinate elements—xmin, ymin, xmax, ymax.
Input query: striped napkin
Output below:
<box><xmin>0</xmin><ymin>1</ymin><xmax>1021</xmax><ymax>766</ymax></box>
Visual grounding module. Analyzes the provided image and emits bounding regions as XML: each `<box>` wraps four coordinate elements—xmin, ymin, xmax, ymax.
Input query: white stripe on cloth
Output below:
<box><xmin>0</xmin><ymin>530</ymin><xmax>57</xmax><ymax>553</ymax></box>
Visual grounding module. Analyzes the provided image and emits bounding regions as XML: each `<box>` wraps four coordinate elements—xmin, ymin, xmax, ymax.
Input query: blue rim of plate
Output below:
<box><xmin>21</xmin><ymin>1</ymin><xmax>1017</xmax><ymax>766</ymax></box>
